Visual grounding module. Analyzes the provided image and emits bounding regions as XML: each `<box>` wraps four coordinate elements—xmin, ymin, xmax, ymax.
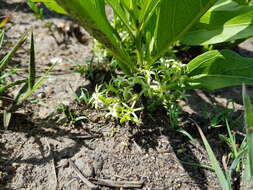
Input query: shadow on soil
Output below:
<box><xmin>130</xmin><ymin>87</ymin><xmax>244</xmax><ymax>190</ymax></box>
<box><xmin>0</xmin><ymin>87</ymin><xmax>244</xmax><ymax>190</ymax></box>
<box><xmin>0</xmin><ymin>64</ymin><xmax>246</xmax><ymax>190</ymax></box>
<box><xmin>129</xmin><ymin>109</ymin><xmax>211</xmax><ymax>190</ymax></box>
<box><xmin>0</xmin><ymin>110</ymin><xmax>100</xmax><ymax>189</ymax></box>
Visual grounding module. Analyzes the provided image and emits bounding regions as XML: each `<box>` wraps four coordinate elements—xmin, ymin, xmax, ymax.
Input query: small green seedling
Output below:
<box><xmin>195</xmin><ymin>85</ymin><xmax>253</xmax><ymax>190</ymax></box>
<box><xmin>27</xmin><ymin>0</ymin><xmax>44</xmax><ymax>19</ymax></box>
<box><xmin>0</xmin><ymin>30</ymin><xmax>56</xmax><ymax>128</ymax></box>
<box><xmin>56</xmin><ymin>103</ymin><xmax>87</xmax><ymax>125</ymax></box>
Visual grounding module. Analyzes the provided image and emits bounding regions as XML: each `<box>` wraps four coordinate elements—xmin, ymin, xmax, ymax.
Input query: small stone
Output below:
<box><xmin>12</xmin><ymin>163</ymin><xmax>20</xmax><ymax>168</ymax></box>
<box><xmin>37</xmin><ymin>92</ymin><xmax>46</xmax><ymax>99</ymax></box>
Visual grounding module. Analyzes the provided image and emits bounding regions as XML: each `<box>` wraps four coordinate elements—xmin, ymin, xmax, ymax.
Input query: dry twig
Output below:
<box><xmin>89</xmin><ymin>178</ymin><xmax>144</xmax><ymax>188</ymax></box>
<box><xmin>70</xmin><ymin>134</ymin><xmax>102</xmax><ymax>140</ymax></box>
<box><xmin>68</xmin><ymin>159</ymin><xmax>98</xmax><ymax>190</ymax></box>
<box><xmin>45</xmin><ymin>137</ymin><xmax>58</xmax><ymax>190</ymax></box>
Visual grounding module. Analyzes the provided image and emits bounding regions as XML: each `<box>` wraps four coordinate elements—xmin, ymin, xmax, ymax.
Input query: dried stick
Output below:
<box><xmin>45</xmin><ymin>138</ymin><xmax>58</xmax><ymax>190</ymax></box>
<box><xmin>70</xmin><ymin>135</ymin><xmax>102</xmax><ymax>140</ymax></box>
<box><xmin>89</xmin><ymin>178</ymin><xmax>143</xmax><ymax>188</ymax></box>
<box><xmin>68</xmin><ymin>159</ymin><xmax>98</xmax><ymax>190</ymax></box>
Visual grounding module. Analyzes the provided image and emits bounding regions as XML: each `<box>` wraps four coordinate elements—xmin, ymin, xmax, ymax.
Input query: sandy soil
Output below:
<box><xmin>1</xmin><ymin>1</ymin><xmax>252</xmax><ymax>189</ymax></box>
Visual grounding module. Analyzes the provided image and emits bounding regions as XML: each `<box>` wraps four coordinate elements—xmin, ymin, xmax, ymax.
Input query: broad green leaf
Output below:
<box><xmin>32</xmin><ymin>0</ymin><xmax>67</xmax><ymax>14</ymax></box>
<box><xmin>233</xmin><ymin>0</ymin><xmax>250</xmax><ymax>5</ymax></box>
<box><xmin>152</xmin><ymin>0</ymin><xmax>218</xmax><ymax>61</ymax></box>
<box><xmin>181</xmin><ymin>0</ymin><xmax>253</xmax><ymax>45</ymax></box>
<box><xmin>196</xmin><ymin>123</ymin><xmax>231</xmax><ymax>190</ymax></box>
<box><xmin>186</xmin><ymin>50</ymin><xmax>253</xmax><ymax>90</ymax></box>
<box><xmin>56</xmin><ymin>0</ymin><xmax>134</xmax><ymax>74</ymax></box>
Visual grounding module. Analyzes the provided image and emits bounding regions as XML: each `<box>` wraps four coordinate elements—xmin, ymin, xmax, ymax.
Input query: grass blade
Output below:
<box><xmin>227</xmin><ymin>149</ymin><xmax>246</xmax><ymax>185</ymax></box>
<box><xmin>0</xmin><ymin>30</ymin><xmax>4</xmax><ymax>50</ymax></box>
<box><xmin>0</xmin><ymin>16</ymin><xmax>10</xmax><ymax>28</ymax></box>
<box><xmin>17</xmin><ymin>61</ymin><xmax>57</xmax><ymax>104</ymax></box>
<box><xmin>242</xmin><ymin>85</ymin><xmax>253</xmax><ymax>183</ymax></box>
<box><xmin>225</xmin><ymin>120</ymin><xmax>238</xmax><ymax>158</ymax></box>
<box><xmin>3</xmin><ymin>110</ymin><xmax>12</xmax><ymax>129</ymax></box>
<box><xmin>0</xmin><ymin>32</ymin><xmax>28</xmax><ymax>73</ymax></box>
<box><xmin>28</xmin><ymin>31</ymin><xmax>36</xmax><ymax>89</ymax></box>
<box><xmin>179</xmin><ymin>159</ymin><xmax>214</xmax><ymax>171</ymax></box>
<box><xmin>10</xmin><ymin>61</ymin><xmax>57</xmax><ymax>112</ymax></box>
<box><xmin>193</xmin><ymin>120</ymin><xmax>231</xmax><ymax>190</ymax></box>
<box><xmin>0</xmin><ymin>79</ymin><xmax>27</xmax><ymax>94</ymax></box>
<box><xmin>176</xmin><ymin>128</ymin><xmax>195</xmax><ymax>141</ymax></box>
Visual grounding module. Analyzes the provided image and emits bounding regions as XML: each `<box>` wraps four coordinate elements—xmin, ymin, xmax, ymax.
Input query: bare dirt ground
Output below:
<box><xmin>1</xmin><ymin>1</ymin><xmax>252</xmax><ymax>190</ymax></box>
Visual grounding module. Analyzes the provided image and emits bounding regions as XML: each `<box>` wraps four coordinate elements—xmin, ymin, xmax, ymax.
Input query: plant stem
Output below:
<box><xmin>135</xmin><ymin>29</ymin><xmax>144</xmax><ymax>67</ymax></box>
<box><xmin>0</xmin><ymin>79</ymin><xmax>27</xmax><ymax>94</ymax></box>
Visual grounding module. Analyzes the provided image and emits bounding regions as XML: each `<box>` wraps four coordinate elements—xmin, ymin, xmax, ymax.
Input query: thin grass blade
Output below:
<box><xmin>106</xmin><ymin>0</ymin><xmax>135</xmax><ymax>38</ymax></box>
<box><xmin>226</xmin><ymin>120</ymin><xmax>238</xmax><ymax>158</ymax></box>
<box><xmin>242</xmin><ymin>85</ymin><xmax>253</xmax><ymax>184</ymax></box>
<box><xmin>10</xmin><ymin>82</ymin><xmax>29</xmax><ymax>112</ymax></box>
<box><xmin>176</xmin><ymin>128</ymin><xmax>195</xmax><ymax>141</ymax></box>
<box><xmin>179</xmin><ymin>159</ymin><xmax>214</xmax><ymax>171</ymax></box>
<box><xmin>227</xmin><ymin>149</ymin><xmax>246</xmax><ymax>185</ymax></box>
<box><xmin>0</xmin><ymin>16</ymin><xmax>10</xmax><ymax>28</ymax></box>
<box><xmin>0</xmin><ymin>30</ymin><xmax>4</xmax><ymax>50</ymax></box>
<box><xmin>3</xmin><ymin>110</ymin><xmax>12</xmax><ymax>129</ymax></box>
<box><xmin>0</xmin><ymin>79</ymin><xmax>27</xmax><ymax>94</ymax></box>
<box><xmin>18</xmin><ymin>61</ymin><xmax>57</xmax><ymax>104</ymax></box>
<box><xmin>0</xmin><ymin>32</ymin><xmax>28</xmax><ymax>73</ymax></box>
<box><xmin>28</xmin><ymin>31</ymin><xmax>36</xmax><ymax>89</ymax></box>
<box><xmin>195</xmin><ymin>122</ymin><xmax>231</xmax><ymax>190</ymax></box>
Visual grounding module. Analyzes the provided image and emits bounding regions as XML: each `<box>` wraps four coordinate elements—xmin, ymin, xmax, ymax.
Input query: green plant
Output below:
<box><xmin>86</xmin><ymin>57</ymin><xmax>187</xmax><ymax>125</ymax></box>
<box><xmin>74</xmin><ymin>87</ymin><xmax>91</xmax><ymax>106</ymax></box>
<box><xmin>32</xmin><ymin>0</ymin><xmax>253</xmax><ymax>87</ymax></box>
<box><xmin>32</xmin><ymin>0</ymin><xmax>253</xmax><ymax>126</ymax></box>
<box><xmin>56</xmin><ymin>103</ymin><xmax>88</xmax><ymax>125</ymax></box>
<box><xmin>27</xmin><ymin>0</ymin><xmax>44</xmax><ymax>19</ymax></box>
<box><xmin>201</xmin><ymin>100</ymin><xmax>236</xmax><ymax>128</ymax></box>
<box><xmin>219</xmin><ymin>120</ymin><xmax>246</xmax><ymax>172</ymax></box>
<box><xmin>90</xmin><ymin>77</ymin><xmax>144</xmax><ymax>124</ymax></box>
<box><xmin>194</xmin><ymin>85</ymin><xmax>253</xmax><ymax>190</ymax></box>
<box><xmin>0</xmin><ymin>30</ymin><xmax>56</xmax><ymax>128</ymax></box>
<box><xmin>72</xmin><ymin>54</ymin><xmax>117</xmax><ymax>84</ymax></box>
<box><xmin>0</xmin><ymin>16</ymin><xmax>10</xmax><ymax>29</ymax></box>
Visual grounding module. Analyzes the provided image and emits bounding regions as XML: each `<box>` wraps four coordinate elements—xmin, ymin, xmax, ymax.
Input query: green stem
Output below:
<box><xmin>0</xmin><ymin>79</ymin><xmax>27</xmax><ymax>94</ymax></box>
<box><xmin>135</xmin><ymin>29</ymin><xmax>144</xmax><ymax>67</ymax></box>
